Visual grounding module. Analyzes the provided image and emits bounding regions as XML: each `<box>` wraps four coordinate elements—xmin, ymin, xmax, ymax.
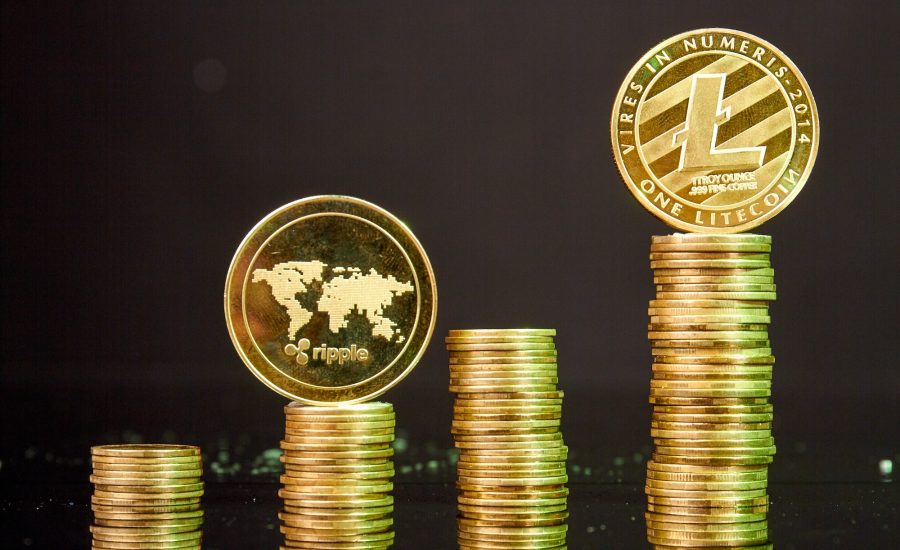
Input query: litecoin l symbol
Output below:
<box><xmin>673</xmin><ymin>74</ymin><xmax>766</xmax><ymax>173</ymax></box>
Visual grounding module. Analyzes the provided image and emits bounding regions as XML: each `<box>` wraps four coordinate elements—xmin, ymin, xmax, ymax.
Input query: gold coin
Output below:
<box><xmin>653</xmin><ymin>372</ymin><xmax>772</xmax><ymax>383</ymax></box>
<box><xmin>645</xmin><ymin>514</ymin><xmax>767</xmax><ymax>531</ymax></box>
<box><xmin>457</xmin><ymin>460</ymin><xmax>565</xmax><ymax>471</ymax></box>
<box><xmin>283</xmin><ymin>462</ymin><xmax>393</xmax><ymax>473</ymax></box>
<box><xmin>285</xmin><ymin>401</ymin><xmax>393</xmax><ymax>415</ymax></box>
<box><xmin>92</xmin><ymin>509</ymin><xmax>204</xmax><ymax>520</ymax></box>
<box><xmin>655</xmin><ymin>446</ymin><xmax>776</xmax><ymax>459</ymax></box>
<box><xmin>649</xmin><ymin>389</ymin><xmax>770</xmax><ymax>399</ymax></box>
<box><xmin>91</xmin><ymin>445</ymin><xmax>200</xmax><ymax>458</ymax></box>
<box><xmin>279</xmin><ymin>483</ymin><xmax>393</xmax><ymax>496</ymax></box>
<box><xmin>649</xmin><ymin>252</ymin><xmax>770</xmax><ymax>261</ymax></box>
<box><xmin>89</xmin><ymin>527</ymin><xmax>202</xmax><ymax>542</ymax></box>
<box><xmin>91</xmin><ymin>495</ymin><xmax>201</xmax><ymax>506</ymax></box>
<box><xmin>449</xmin><ymin>358</ymin><xmax>558</xmax><ymax>367</ymax></box>
<box><xmin>650</xmin><ymin>397</ymin><xmax>770</xmax><ymax>408</ymax></box>
<box><xmin>650</xmin><ymin>315</ymin><xmax>772</xmax><ymax>330</ymax></box>
<box><xmin>611</xmin><ymin>28</ymin><xmax>820</xmax><ymax>232</ymax></box>
<box><xmin>458</xmin><ymin>494</ymin><xmax>568</xmax><ymax>507</ymax></box>
<box><xmin>457</xmin><ymin>502</ymin><xmax>567</xmax><ymax>514</ymax></box>
<box><xmin>652</xmin><ymin>415</ymin><xmax>773</xmax><ymax>426</ymax></box>
<box><xmin>455</xmin><ymin>391</ymin><xmax>564</xmax><ymax>400</ymax></box>
<box><xmin>279</xmin><ymin>494</ymin><xmax>393</xmax><ymax>509</ymax></box>
<box><xmin>450</xmin><ymin>351</ymin><xmax>558</xmax><ymax>360</ymax></box>
<box><xmin>90</xmin><ymin>524</ymin><xmax>201</xmax><ymax>535</ymax></box>
<box><xmin>453</xmin><ymin>434</ymin><xmax>562</xmax><ymax>444</ymax></box>
<box><xmin>90</xmin><ymin>539</ymin><xmax>201</xmax><ymax>549</ymax></box>
<box><xmin>281</xmin><ymin>447</ymin><xmax>394</xmax><ymax>459</ymax></box>
<box><xmin>654</xmin><ymin>353</ymin><xmax>774</xmax><ymax>364</ymax></box>
<box><xmin>652</xmin><ymin>402</ymin><xmax>772</xmax><ymax>413</ymax></box>
<box><xmin>647</xmin><ymin>529</ymin><xmax>768</xmax><ymax>544</ymax></box>
<box><xmin>647</xmin><ymin>494</ymin><xmax>769</xmax><ymax>506</ymax></box>
<box><xmin>651</xmin><ymin>420</ymin><xmax>771</xmax><ymax>430</ymax></box>
<box><xmin>647</xmin><ymin>309</ymin><xmax>768</xmax><ymax>318</ymax></box>
<box><xmin>648</xmin><ymin>324</ymin><xmax>770</xmax><ymax>334</ymax></box>
<box><xmin>451</xmin><ymin>385</ymin><xmax>558</xmax><ymax>394</ymax></box>
<box><xmin>90</xmin><ymin>466</ymin><xmax>203</xmax><ymax>478</ymax></box>
<box><xmin>447</xmin><ymin>343</ymin><xmax>556</xmax><ymax>352</ymax></box>
<box><xmin>652</xmin><ymin>234</ymin><xmax>772</xmax><ymax>244</ymax></box>
<box><xmin>89</xmin><ymin>474</ymin><xmax>202</xmax><ymax>486</ymax></box>
<box><xmin>91</xmin><ymin>503</ymin><xmax>203</xmax><ymax>514</ymax></box>
<box><xmin>445</xmin><ymin>337</ymin><xmax>555</xmax><ymax>345</ymax></box>
<box><xmin>91</xmin><ymin>461</ymin><xmax>202</xmax><ymax>472</ymax></box>
<box><xmin>650</xmin><ymin>339</ymin><xmax>770</xmax><ymax>349</ymax></box>
<box><xmin>645</xmin><ymin>485</ymin><xmax>767</xmax><ymax>498</ymax></box>
<box><xmin>92</xmin><ymin>481</ymin><xmax>205</xmax><ymax>493</ymax></box>
<box><xmin>281</xmin><ymin>529</ymin><xmax>394</xmax><ymax>542</ymax></box>
<box><xmin>282</xmin><ymin>505</ymin><xmax>393</xmax><ymax>517</ymax></box>
<box><xmin>646</xmin><ymin>478</ymin><xmax>767</xmax><ymax>491</ymax></box>
<box><xmin>651</xmin><ymin>345</ymin><xmax>772</xmax><ymax>356</ymax></box>
<box><xmin>646</xmin><ymin>472</ymin><xmax>767</xmax><ymax>485</ymax></box>
<box><xmin>92</xmin><ymin>516</ymin><xmax>203</xmax><ymax>528</ymax></box>
<box><xmin>225</xmin><ymin>197</ymin><xmax>437</xmax><ymax>405</ymax></box>
<box><xmin>652</xmin><ymin>363</ymin><xmax>772</xmax><ymax>375</ymax></box>
<box><xmin>457</xmin><ymin>519</ymin><xmax>569</xmax><ymax>533</ymax></box>
<box><xmin>651</xmin><ymin>243</ymin><xmax>771</xmax><ymax>253</ymax></box>
<box><xmin>657</xmin><ymin>283</ymin><xmax>776</xmax><ymax>293</ymax></box>
<box><xmin>90</xmin><ymin>456</ymin><xmax>202</xmax><ymax>467</ymax></box>
<box><xmin>654</xmin><ymin>276</ymin><xmax>774</xmax><ymax>285</ymax></box>
<box><xmin>651</xmin><ymin>259</ymin><xmax>771</xmax><ymax>270</ymax></box>
<box><xmin>450</xmin><ymin>369</ymin><xmax>559</xmax><ymax>380</ymax></box>
<box><xmin>454</xmin><ymin>403</ymin><xmax>562</xmax><ymax>413</ymax></box>
<box><xmin>656</xmin><ymin>291</ymin><xmax>777</xmax><ymax>301</ymax></box>
<box><xmin>652</xmin><ymin>453</ymin><xmax>773</xmax><ymax>466</ymax></box>
<box><xmin>646</xmin><ymin>502</ymin><xmax>768</xmax><ymax>517</ymax></box>
<box><xmin>280</xmin><ymin>441</ymin><xmax>393</xmax><ymax>451</ymax></box>
<box><xmin>282</xmin><ymin>469</ymin><xmax>393</xmax><ymax>482</ymax></box>
<box><xmin>651</xmin><ymin>379</ymin><xmax>770</xmax><ymax>389</ymax></box>
<box><xmin>449</xmin><ymin>329</ymin><xmax>557</xmax><ymax>337</ymax></box>
<box><xmin>450</xmin><ymin>363</ymin><xmax>558</xmax><ymax>372</ymax></box>
<box><xmin>647</xmin><ymin>461</ymin><xmax>768</xmax><ymax>477</ymax></box>
<box><xmin>459</xmin><ymin>454</ymin><xmax>567</xmax><ymax>465</ymax></box>
<box><xmin>456</xmin><ymin>474</ymin><xmax>568</xmax><ymax>486</ymax></box>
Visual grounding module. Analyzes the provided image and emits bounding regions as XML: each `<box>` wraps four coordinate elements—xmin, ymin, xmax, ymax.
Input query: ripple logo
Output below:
<box><xmin>284</xmin><ymin>338</ymin><xmax>370</xmax><ymax>366</ymax></box>
<box><xmin>284</xmin><ymin>338</ymin><xmax>311</xmax><ymax>366</ymax></box>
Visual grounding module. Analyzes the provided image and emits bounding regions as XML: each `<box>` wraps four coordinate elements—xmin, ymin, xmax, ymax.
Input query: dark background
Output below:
<box><xmin>2</xmin><ymin>0</ymin><xmax>899</xmax><ymax>493</ymax></box>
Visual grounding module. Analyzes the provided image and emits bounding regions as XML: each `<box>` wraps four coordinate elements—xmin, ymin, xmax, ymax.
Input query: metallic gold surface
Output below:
<box><xmin>279</xmin><ymin>401</ymin><xmax>395</xmax><ymax>550</ymax></box>
<box><xmin>612</xmin><ymin>29</ymin><xmax>818</xmax><ymax>232</ymax></box>
<box><xmin>641</xmin><ymin>234</ymin><xmax>777</xmax><ymax>548</ymax></box>
<box><xmin>448</xmin><ymin>329</ymin><xmax>568</xmax><ymax>549</ymax></box>
<box><xmin>225</xmin><ymin>196</ymin><xmax>437</xmax><ymax>405</ymax></box>
<box><xmin>89</xmin><ymin>445</ymin><xmax>204</xmax><ymax>549</ymax></box>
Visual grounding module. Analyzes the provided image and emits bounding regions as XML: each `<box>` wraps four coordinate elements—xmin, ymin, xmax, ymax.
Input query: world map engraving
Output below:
<box><xmin>252</xmin><ymin>261</ymin><xmax>414</xmax><ymax>343</ymax></box>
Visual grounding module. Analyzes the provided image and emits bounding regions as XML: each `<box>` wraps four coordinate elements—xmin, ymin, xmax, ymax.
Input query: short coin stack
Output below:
<box><xmin>279</xmin><ymin>402</ymin><xmax>395</xmax><ymax>550</ymax></box>
<box><xmin>644</xmin><ymin>233</ymin><xmax>775</xmax><ymax>548</ymax></box>
<box><xmin>89</xmin><ymin>444</ymin><xmax>204</xmax><ymax>549</ymax></box>
<box><xmin>447</xmin><ymin>329</ymin><xmax>569</xmax><ymax>550</ymax></box>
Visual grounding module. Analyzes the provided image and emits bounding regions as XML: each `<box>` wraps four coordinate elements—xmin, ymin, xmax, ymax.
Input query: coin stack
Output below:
<box><xmin>279</xmin><ymin>402</ymin><xmax>396</xmax><ymax>550</ymax></box>
<box><xmin>644</xmin><ymin>233</ymin><xmax>774</xmax><ymax>548</ymax></box>
<box><xmin>447</xmin><ymin>329</ymin><xmax>569</xmax><ymax>550</ymax></box>
<box><xmin>89</xmin><ymin>445</ymin><xmax>204</xmax><ymax>549</ymax></box>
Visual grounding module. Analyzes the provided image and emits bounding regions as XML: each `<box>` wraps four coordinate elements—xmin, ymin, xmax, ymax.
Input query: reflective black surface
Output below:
<box><xmin>4</xmin><ymin>481</ymin><xmax>898</xmax><ymax>549</ymax></box>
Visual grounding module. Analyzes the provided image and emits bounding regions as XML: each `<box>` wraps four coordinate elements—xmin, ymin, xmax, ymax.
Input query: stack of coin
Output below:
<box><xmin>447</xmin><ymin>329</ymin><xmax>568</xmax><ymax>550</ymax></box>
<box><xmin>645</xmin><ymin>233</ymin><xmax>774</xmax><ymax>548</ymax></box>
<box><xmin>279</xmin><ymin>402</ymin><xmax>395</xmax><ymax>550</ymax></box>
<box><xmin>89</xmin><ymin>445</ymin><xmax>204</xmax><ymax>549</ymax></box>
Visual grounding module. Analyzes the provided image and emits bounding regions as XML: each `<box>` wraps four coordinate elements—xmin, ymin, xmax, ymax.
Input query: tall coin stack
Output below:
<box><xmin>644</xmin><ymin>233</ymin><xmax>774</xmax><ymax>548</ymax></box>
<box><xmin>447</xmin><ymin>329</ymin><xmax>569</xmax><ymax>550</ymax></box>
<box><xmin>89</xmin><ymin>445</ymin><xmax>204</xmax><ymax>549</ymax></box>
<box><xmin>279</xmin><ymin>402</ymin><xmax>396</xmax><ymax>550</ymax></box>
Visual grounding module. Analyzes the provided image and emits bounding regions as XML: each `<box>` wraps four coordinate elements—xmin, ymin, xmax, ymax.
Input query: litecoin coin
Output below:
<box><xmin>611</xmin><ymin>29</ymin><xmax>819</xmax><ymax>232</ymax></box>
<box><xmin>225</xmin><ymin>196</ymin><xmax>437</xmax><ymax>404</ymax></box>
